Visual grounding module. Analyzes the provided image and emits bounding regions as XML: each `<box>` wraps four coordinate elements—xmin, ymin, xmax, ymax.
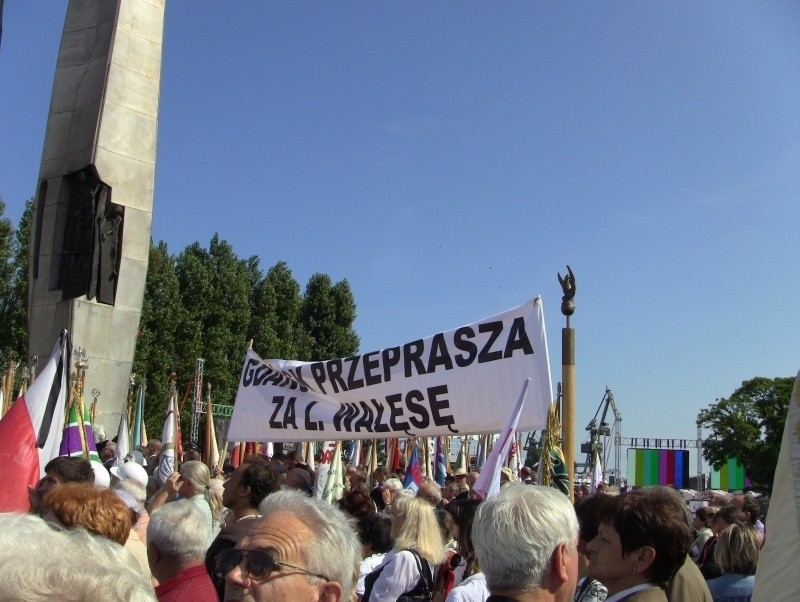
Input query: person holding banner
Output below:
<box><xmin>363</xmin><ymin>495</ymin><xmax>445</xmax><ymax>601</ymax></box>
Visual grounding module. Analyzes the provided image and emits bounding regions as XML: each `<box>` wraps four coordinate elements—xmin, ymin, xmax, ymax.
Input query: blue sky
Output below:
<box><xmin>2</xmin><ymin>2</ymin><xmax>799</xmax><ymax>477</ymax></box>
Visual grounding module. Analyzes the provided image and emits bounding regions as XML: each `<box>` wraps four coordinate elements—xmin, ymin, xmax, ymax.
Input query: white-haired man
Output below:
<box><xmin>222</xmin><ymin>489</ymin><xmax>361</xmax><ymax>601</ymax></box>
<box><xmin>0</xmin><ymin>513</ymin><xmax>154</xmax><ymax>601</ymax></box>
<box><xmin>148</xmin><ymin>499</ymin><xmax>217</xmax><ymax>601</ymax></box>
<box><xmin>417</xmin><ymin>480</ymin><xmax>443</xmax><ymax>507</ymax></box>
<box><xmin>472</xmin><ymin>484</ymin><xmax>580</xmax><ymax>602</ymax></box>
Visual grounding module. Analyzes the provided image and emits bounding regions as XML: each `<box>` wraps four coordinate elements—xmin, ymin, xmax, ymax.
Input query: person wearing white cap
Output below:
<box><xmin>91</xmin><ymin>460</ymin><xmax>111</xmax><ymax>488</ymax></box>
<box><xmin>112</xmin><ymin>461</ymin><xmax>150</xmax><ymax>488</ymax></box>
<box><xmin>113</xmin><ymin>468</ymin><xmax>151</xmax><ymax>545</ymax></box>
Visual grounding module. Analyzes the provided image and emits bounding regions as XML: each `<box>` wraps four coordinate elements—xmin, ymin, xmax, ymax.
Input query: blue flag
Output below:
<box><xmin>403</xmin><ymin>445</ymin><xmax>422</xmax><ymax>492</ymax></box>
<box><xmin>434</xmin><ymin>437</ymin><xmax>446</xmax><ymax>486</ymax></box>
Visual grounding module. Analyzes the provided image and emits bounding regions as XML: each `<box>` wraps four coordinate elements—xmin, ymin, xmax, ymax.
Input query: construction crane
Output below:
<box><xmin>580</xmin><ymin>387</ymin><xmax>622</xmax><ymax>484</ymax></box>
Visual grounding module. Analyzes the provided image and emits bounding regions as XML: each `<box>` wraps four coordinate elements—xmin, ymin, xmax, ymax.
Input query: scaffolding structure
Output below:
<box><xmin>189</xmin><ymin>357</ymin><xmax>235</xmax><ymax>446</ymax></box>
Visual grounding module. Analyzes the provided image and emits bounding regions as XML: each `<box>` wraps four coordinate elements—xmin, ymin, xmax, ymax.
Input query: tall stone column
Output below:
<box><xmin>28</xmin><ymin>0</ymin><xmax>165</xmax><ymax>434</ymax></box>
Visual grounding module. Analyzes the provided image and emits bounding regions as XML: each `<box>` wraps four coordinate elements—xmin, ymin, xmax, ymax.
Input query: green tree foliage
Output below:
<box><xmin>298</xmin><ymin>273</ymin><xmax>360</xmax><ymax>361</ymax></box>
<box><xmin>0</xmin><ymin>198</ymin><xmax>15</xmax><ymax>358</ymax></box>
<box><xmin>697</xmin><ymin>376</ymin><xmax>794</xmax><ymax>492</ymax></box>
<box><xmin>248</xmin><ymin>260</ymin><xmax>303</xmax><ymax>360</ymax></box>
<box><xmin>132</xmin><ymin>241</ymin><xmax>183</xmax><ymax>437</ymax></box>
<box><xmin>5</xmin><ymin>219</ymin><xmax>361</xmax><ymax>444</ymax></box>
<box><xmin>0</xmin><ymin>198</ymin><xmax>32</xmax><ymax>369</ymax></box>
<box><xmin>169</xmin><ymin>235</ymin><xmax>254</xmax><ymax>434</ymax></box>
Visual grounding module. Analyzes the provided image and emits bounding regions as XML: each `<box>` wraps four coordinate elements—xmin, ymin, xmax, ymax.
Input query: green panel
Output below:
<box><xmin>729</xmin><ymin>457</ymin><xmax>744</xmax><ymax>489</ymax></box>
<box><xmin>720</xmin><ymin>462</ymin><xmax>729</xmax><ymax>490</ymax></box>
<box><xmin>643</xmin><ymin>449</ymin><xmax>656</xmax><ymax>485</ymax></box>
<box><xmin>635</xmin><ymin>449</ymin><xmax>644</xmax><ymax>486</ymax></box>
<box><xmin>627</xmin><ymin>449</ymin><xmax>638</xmax><ymax>486</ymax></box>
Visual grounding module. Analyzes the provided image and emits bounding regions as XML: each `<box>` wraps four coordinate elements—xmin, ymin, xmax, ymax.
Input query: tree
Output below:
<box><xmin>0</xmin><ymin>198</ymin><xmax>15</xmax><ymax>358</ymax></box>
<box><xmin>0</xmin><ymin>198</ymin><xmax>32</xmax><ymax>369</ymax></box>
<box><xmin>697</xmin><ymin>376</ymin><xmax>795</xmax><ymax>492</ymax></box>
<box><xmin>248</xmin><ymin>260</ymin><xmax>303</xmax><ymax>360</ymax></box>
<box><xmin>297</xmin><ymin>273</ymin><xmax>360</xmax><ymax>361</ymax></box>
<box><xmin>174</xmin><ymin>234</ymin><xmax>253</xmax><ymax>411</ymax></box>
<box><xmin>132</xmin><ymin>241</ymin><xmax>183</xmax><ymax>437</ymax></box>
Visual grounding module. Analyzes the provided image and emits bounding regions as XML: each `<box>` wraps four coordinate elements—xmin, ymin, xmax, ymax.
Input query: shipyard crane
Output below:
<box><xmin>580</xmin><ymin>387</ymin><xmax>622</xmax><ymax>484</ymax></box>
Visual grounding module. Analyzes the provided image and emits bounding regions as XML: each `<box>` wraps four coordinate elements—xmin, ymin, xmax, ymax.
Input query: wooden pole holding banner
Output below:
<box><xmin>558</xmin><ymin>266</ymin><xmax>576</xmax><ymax>502</ymax></box>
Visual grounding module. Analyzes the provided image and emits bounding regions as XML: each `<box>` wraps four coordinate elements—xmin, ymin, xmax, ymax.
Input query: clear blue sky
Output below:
<box><xmin>2</xmin><ymin>2</ymin><xmax>799</xmax><ymax>477</ymax></box>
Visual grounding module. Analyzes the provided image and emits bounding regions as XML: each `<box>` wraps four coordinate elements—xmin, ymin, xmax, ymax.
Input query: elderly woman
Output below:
<box><xmin>585</xmin><ymin>487</ymin><xmax>692</xmax><ymax>601</ymax></box>
<box><xmin>363</xmin><ymin>495</ymin><xmax>445</xmax><ymax>601</ymax></box>
<box><xmin>148</xmin><ymin>460</ymin><xmax>221</xmax><ymax>548</ymax></box>
<box><xmin>42</xmin><ymin>482</ymin><xmax>151</xmax><ymax>580</ymax></box>
<box><xmin>706</xmin><ymin>524</ymin><xmax>761</xmax><ymax>601</ymax></box>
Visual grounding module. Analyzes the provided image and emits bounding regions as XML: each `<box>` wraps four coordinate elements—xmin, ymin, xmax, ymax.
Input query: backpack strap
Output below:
<box><xmin>403</xmin><ymin>549</ymin><xmax>434</xmax><ymax>596</ymax></box>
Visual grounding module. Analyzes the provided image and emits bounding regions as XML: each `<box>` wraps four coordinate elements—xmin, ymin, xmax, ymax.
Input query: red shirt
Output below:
<box><xmin>155</xmin><ymin>563</ymin><xmax>218</xmax><ymax>602</ymax></box>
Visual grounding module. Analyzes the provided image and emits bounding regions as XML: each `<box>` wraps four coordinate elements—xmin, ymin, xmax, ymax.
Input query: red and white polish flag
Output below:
<box><xmin>0</xmin><ymin>331</ymin><xmax>71</xmax><ymax>512</ymax></box>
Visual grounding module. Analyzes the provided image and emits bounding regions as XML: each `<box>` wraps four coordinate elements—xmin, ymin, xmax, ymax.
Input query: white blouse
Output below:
<box><xmin>367</xmin><ymin>549</ymin><xmax>431</xmax><ymax>602</ymax></box>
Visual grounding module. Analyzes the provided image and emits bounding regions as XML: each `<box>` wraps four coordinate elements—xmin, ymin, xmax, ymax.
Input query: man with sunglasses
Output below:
<box><xmin>205</xmin><ymin>457</ymin><xmax>280</xmax><ymax>599</ymax></box>
<box><xmin>220</xmin><ymin>489</ymin><xmax>361</xmax><ymax>601</ymax></box>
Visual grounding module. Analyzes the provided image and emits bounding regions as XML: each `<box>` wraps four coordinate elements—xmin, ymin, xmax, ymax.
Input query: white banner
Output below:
<box><xmin>752</xmin><ymin>371</ymin><xmax>800</xmax><ymax>601</ymax></box>
<box><xmin>228</xmin><ymin>297</ymin><xmax>552</xmax><ymax>442</ymax></box>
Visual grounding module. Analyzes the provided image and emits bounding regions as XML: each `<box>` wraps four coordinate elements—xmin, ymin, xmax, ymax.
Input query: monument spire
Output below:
<box><xmin>28</xmin><ymin>0</ymin><xmax>165</xmax><ymax>436</ymax></box>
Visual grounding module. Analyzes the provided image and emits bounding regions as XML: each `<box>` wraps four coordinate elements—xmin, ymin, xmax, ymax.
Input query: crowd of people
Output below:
<box><xmin>0</xmin><ymin>438</ymin><xmax>768</xmax><ymax>602</ymax></box>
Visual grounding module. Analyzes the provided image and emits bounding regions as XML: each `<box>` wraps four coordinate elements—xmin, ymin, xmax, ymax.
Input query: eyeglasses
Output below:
<box><xmin>216</xmin><ymin>548</ymin><xmax>330</xmax><ymax>582</ymax></box>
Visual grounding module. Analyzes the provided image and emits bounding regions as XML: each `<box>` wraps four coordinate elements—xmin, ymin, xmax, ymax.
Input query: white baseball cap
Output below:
<box><xmin>90</xmin><ymin>460</ymin><xmax>110</xmax><ymax>488</ymax></box>
<box><xmin>110</xmin><ymin>461</ymin><xmax>149</xmax><ymax>488</ymax></box>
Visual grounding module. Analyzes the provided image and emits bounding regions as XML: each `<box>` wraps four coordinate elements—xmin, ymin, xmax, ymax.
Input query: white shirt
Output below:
<box><xmin>446</xmin><ymin>572</ymin><xmax>489</xmax><ymax>602</ymax></box>
<box><xmin>367</xmin><ymin>549</ymin><xmax>431</xmax><ymax>602</ymax></box>
<box><xmin>605</xmin><ymin>583</ymin><xmax>658</xmax><ymax>602</ymax></box>
<box><xmin>356</xmin><ymin>553</ymin><xmax>387</xmax><ymax>596</ymax></box>
<box><xmin>188</xmin><ymin>493</ymin><xmax>215</xmax><ymax>548</ymax></box>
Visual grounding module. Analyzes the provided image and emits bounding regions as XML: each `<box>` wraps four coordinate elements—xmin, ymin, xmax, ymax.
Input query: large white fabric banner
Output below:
<box><xmin>752</xmin><ymin>371</ymin><xmax>800</xmax><ymax>602</ymax></box>
<box><xmin>228</xmin><ymin>297</ymin><xmax>552</xmax><ymax>442</ymax></box>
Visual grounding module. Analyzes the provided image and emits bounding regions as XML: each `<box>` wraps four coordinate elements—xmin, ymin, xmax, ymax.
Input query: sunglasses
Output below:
<box><xmin>216</xmin><ymin>548</ymin><xmax>330</xmax><ymax>582</ymax></box>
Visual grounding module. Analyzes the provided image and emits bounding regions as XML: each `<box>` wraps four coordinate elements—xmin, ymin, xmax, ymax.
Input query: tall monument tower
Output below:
<box><xmin>28</xmin><ymin>0</ymin><xmax>165</xmax><ymax>433</ymax></box>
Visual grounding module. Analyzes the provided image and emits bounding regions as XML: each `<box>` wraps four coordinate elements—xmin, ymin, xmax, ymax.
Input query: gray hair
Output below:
<box><xmin>259</xmin><ymin>489</ymin><xmax>361</xmax><ymax>600</ymax></box>
<box><xmin>0</xmin><ymin>513</ymin><xmax>154</xmax><ymax>601</ymax></box>
<box><xmin>180</xmin><ymin>460</ymin><xmax>222</xmax><ymax>521</ymax></box>
<box><xmin>417</xmin><ymin>481</ymin><xmax>443</xmax><ymax>505</ymax></box>
<box><xmin>147</xmin><ymin>500</ymin><xmax>209</xmax><ymax>564</ymax></box>
<box><xmin>114</xmin><ymin>478</ymin><xmax>147</xmax><ymax>507</ymax></box>
<box><xmin>383</xmin><ymin>477</ymin><xmax>403</xmax><ymax>492</ymax></box>
<box><xmin>473</xmin><ymin>484</ymin><xmax>578</xmax><ymax>592</ymax></box>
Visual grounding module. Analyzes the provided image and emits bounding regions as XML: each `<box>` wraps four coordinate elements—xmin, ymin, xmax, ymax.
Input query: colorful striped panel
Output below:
<box><xmin>627</xmin><ymin>448</ymin><xmax>689</xmax><ymax>488</ymax></box>
<box><xmin>710</xmin><ymin>458</ymin><xmax>745</xmax><ymax>491</ymax></box>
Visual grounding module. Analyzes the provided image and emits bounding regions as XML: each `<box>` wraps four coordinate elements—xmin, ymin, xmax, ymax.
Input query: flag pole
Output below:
<box><xmin>219</xmin><ymin>339</ymin><xmax>254</xmax><ymax>472</ymax></box>
<box><xmin>1</xmin><ymin>354</ymin><xmax>15</xmax><ymax>418</ymax></box>
<box><xmin>558</xmin><ymin>266</ymin><xmax>576</xmax><ymax>502</ymax></box>
<box><xmin>217</xmin><ymin>441</ymin><xmax>228</xmax><ymax>473</ymax></box>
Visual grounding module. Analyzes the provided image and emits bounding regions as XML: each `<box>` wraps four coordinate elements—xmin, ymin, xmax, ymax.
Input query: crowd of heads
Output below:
<box><xmin>3</xmin><ymin>439</ymin><xmax>773</xmax><ymax>602</ymax></box>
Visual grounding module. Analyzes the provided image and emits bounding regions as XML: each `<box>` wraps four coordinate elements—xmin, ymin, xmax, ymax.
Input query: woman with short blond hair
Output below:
<box><xmin>707</xmin><ymin>524</ymin><xmax>761</xmax><ymax>601</ymax></box>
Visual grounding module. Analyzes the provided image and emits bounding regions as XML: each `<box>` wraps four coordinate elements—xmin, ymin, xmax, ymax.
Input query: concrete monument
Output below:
<box><xmin>28</xmin><ymin>0</ymin><xmax>165</xmax><ymax>433</ymax></box>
